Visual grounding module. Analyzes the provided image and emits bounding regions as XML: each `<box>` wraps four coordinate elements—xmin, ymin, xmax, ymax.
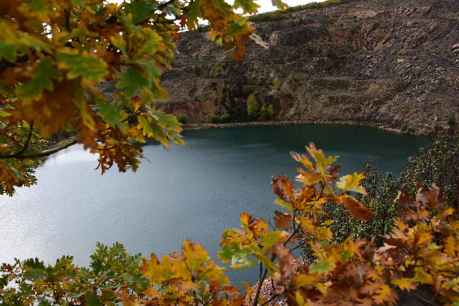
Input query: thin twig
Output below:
<box><xmin>258</xmin><ymin>262</ymin><xmax>263</xmax><ymax>280</ymax></box>
<box><xmin>252</xmin><ymin>267</ymin><xmax>269</xmax><ymax>306</ymax></box>
<box><xmin>285</xmin><ymin>226</ymin><xmax>300</xmax><ymax>246</ymax></box>
<box><xmin>252</xmin><ymin>226</ymin><xmax>300</xmax><ymax>306</ymax></box>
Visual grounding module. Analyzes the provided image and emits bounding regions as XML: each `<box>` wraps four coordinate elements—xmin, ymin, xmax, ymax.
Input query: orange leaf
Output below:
<box><xmin>336</xmin><ymin>195</ymin><xmax>373</xmax><ymax>221</ymax></box>
<box><xmin>416</xmin><ymin>184</ymin><xmax>441</xmax><ymax>208</ymax></box>
<box><xmin>272</xmin><ymin>176</ymin><xmax>294</xmax><ymax>202</ymax></box>
<box><xmin>274</xmin><ymin>244</ymin><xmax>299</xmax><ymax>282</ymax></box>
<box><xmin>395</xmin><ymin>191</ymin><xmax>414</xmax><ymax>206</ymax></box>
<box><xmin>274</xmin><ymin>211</ymin><xmax>292</xmax><ymax>229</ymax></box>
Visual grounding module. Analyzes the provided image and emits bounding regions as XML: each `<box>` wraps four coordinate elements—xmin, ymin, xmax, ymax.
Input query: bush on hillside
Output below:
<box><xmin>401</xmin><ymin>134</ymin><xmax>459</xmax><ymax>207</ymax></box>
<box><xmin>327</xmin><ymin>165</ymin><xmax>400</xmax><ymax>243</ymax></box>
<box><xmin>249</xmin><ymin>0</ymin><xmax>344</xmax><ymax>23</ymax></box>
<box><xmin>328</xmin><ymin>134</ymin><xmax>458</xmax><ymax>244</ymax></box>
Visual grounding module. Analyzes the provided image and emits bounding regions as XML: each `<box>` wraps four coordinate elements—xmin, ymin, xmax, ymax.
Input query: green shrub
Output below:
<box><xmin>177</xmin><ymin>114</ymin><xmax>188</xmax><ymax>124</ymax></box>
<box><xmin>211</xmin><ymin>114</ymin><xmax>232</xmax><ymax>123</ymax></box>
<box><xmin>0</xmin><ymin>243</ymin><xmax>147</xmax><ymax>305</ymax></box>
<box><xmin>246</xmin><ymin>93</ymin><xmax>259</xmax><ymax>119</ymax></box>
<box><xmin>258</xmin><ymin>104</ymin><xmax>274</xmax><ymax>121</ymax></box>
<box><xmin>448</xmin><ymin>113</ymin><xmax>457</xmax><ymax>128</ymax></box>
<box><xmin>249</xmin><ymin>0</ymin><xmax>344</xmax><ymax>23</ymax></box>
<box><xmin>327</xmin><ymin>134</ymin><xmax>458</xmax><ymax>244</ymax></box>
<box><xmin>400</xmin><ymin>134</ymin><xmax>459</xmax><ymax>207</ymax></box>
<box><xmin>327</xmin><ymin>165</ymin><xmax>400</xmax><ymax>243</ymax></box>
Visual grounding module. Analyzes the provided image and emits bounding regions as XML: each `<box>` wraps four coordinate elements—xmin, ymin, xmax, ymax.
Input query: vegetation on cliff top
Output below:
<box><xmin>249</xmin><ymin>0</ymin><xmax>344</xmax><ymax>22</ymax></box>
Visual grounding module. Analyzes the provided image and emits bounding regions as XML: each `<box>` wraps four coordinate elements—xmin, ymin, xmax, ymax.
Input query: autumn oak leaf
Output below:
<box><xmin>336</xmin><ymin>195</ymin><xmax>373</xmax><ymax>221</ymax></box>
<box><xmin>392</xmin><ymin>278</ymin><xmax>417</xmax><ymax>291</ymax></box>
<box><xmin>15</xmin><ymin>58</ymin><xmax>56</xmax><ymax>100</ymax></box>
<box><xmin>57</xmin><ymin>50</ymin><xmax>108</xmax><ymax>81</ymax></box>
<box><xmin>336</xmin><ymin>173</ymin><xmax>367</xmax><ymax>195</ymax></box>
<box><xmin>272</xmin><ymin>176</ymin><xmax>294</xmax><ymax>202</ymax></box>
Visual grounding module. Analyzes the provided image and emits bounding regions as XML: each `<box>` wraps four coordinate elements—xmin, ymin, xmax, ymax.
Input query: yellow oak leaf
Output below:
<box><xmin>392</xmin><ymin>278</ymin><xmax>417</xmax><ymax>291</ymax></box>
<box><xmin>306</xmin><ymin>143</ymin><xmax>337</xmax><ymax>174</ymax></box>
<box><xmin>336</xmin><ymin>173</ymin><xmax>367</xmax><ymax>195</ymax></box>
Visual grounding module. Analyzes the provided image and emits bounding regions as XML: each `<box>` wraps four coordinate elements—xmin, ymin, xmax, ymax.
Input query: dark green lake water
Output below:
<box><xmin>0</xmin><ymin>124</ymin><xmax>430</xmax><ymax>283</ymax></box>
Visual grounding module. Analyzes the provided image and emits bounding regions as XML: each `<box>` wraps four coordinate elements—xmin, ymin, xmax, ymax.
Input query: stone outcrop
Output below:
<box><xmin>160</xmin><ymin>0</ymin><xmax>459</xmax><ymax>135</ymax></box>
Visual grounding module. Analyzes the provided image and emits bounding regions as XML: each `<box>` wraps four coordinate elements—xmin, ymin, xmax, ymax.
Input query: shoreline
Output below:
<box><xmin>182</xmin><ymin>120</ymin><xmax>419</xmax><ymax>136</ymax></box>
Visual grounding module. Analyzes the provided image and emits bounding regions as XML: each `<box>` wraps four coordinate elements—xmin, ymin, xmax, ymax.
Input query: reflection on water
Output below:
<box><xmin>0</xmin><ymin>124</ymin><xmax>430</xmax><ymax>283</ymax></box>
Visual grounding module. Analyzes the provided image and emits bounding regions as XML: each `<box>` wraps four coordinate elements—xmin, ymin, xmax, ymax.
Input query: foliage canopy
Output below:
<box><xmin>0</xmin><ymin>0</ymin><xmax>281</xmax><ymax>195</ymax></box>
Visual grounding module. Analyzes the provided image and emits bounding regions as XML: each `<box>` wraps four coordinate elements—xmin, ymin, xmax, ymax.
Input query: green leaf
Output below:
<box><xmin>135</xmin><ymin>59</ymin><xmax>162</xmax><ymax>80</ymax></box>
<box><xmin>116</xmin><ymin>67</ymin><xmax>149</xmax><ymax>97</ymax></box>
<box><xmin>218</xmin><ymin>247</ymin><xmax>256</xmax><ymax>269</ymax></box>
<box><xmin>110</xmin><ymin>34</ymin><xmax>126</xmax><ymax>54</ymax></box>
<box><xmin>16</xmin><ymin>58</ymin><xmax>56</xmax><ymax>99</ymax></box>
<box><xmin>96</xmin><ymin>100</ymin><xmax>124</xmax><ymax>127</ymax></box>
<box><xmin>86</xmin><ymin>292</ymin><xmax>103</xmax><ymax>306</ymax></box>
<box><xmin>135</xmin><ymin>28</ymin><xmax>162</xmax><ymax>57</ymax></box>
<box><xmin>18</xmin><ymin>33</ymin><xmax>51</xmax><ymax>53</ymax></box>
<box><xmin>124</xmin><ymin>0</ymin><xmax>156</xmax><ymax>24</ymax></box>
<box><xmin>25</xmin><ymin>0</ymin><xmax>47</xmax><ymax>12</ymax></box>
<box><xmin>233</xmin><ymin>0</ymin><xmax>259</xmax><ymax>14</ymax></box>
<box><xmin>184</xmin><ymin>0</ymin><xmax>201</xmax><ymax>29</ymax></box>
<box><xmin>22</xmin><ymin>258</ymin><xmax>48</xmax><ymax>280</ymax></box>
<box><xmin>271</xmin><ymin>0</ymin><xmax>288</xmax><ymax>10</ymax></box>
<box><xmin>260</xmin><ymin>231</ymin><xmax>284</xmax><ymax>252</ymax></box>
<box><xmin>57</xmin><ymin>50</ymin><xmax>108</xmax><ymax>81</ymax></box>
<box><xmin>138</xmin><ymin>116</ymin><xmax>155</xmax><ymax>137</ymax></box>
<box><xmin>0</xmin><ymin>42</ymin><xmax>17</xmax><ymax>62</ymax></box>
<box><xmin>71</xmin><ymin>0</ymin><xmax>84</xmax><ymax>6</ymax></box>
<box><xmin>310</xmin><ymin>259</ymin><xmax>334</xmax><ymax>273</ymax></box>
<box><xmin>155</xmin><ymin>111</ymin><xmax>180</xmax><ymax>131</ymax></box>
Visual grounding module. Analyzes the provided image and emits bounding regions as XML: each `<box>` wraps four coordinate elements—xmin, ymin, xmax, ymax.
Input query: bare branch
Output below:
<box><xmin>16</xmin><ymin>137</ymin><xmax>77</xmax><ymax>160</ymax></box>
<box><xmin>0</xmin><ymin>136</ymin><xmax>77</xmax><ymax>160</ymax></box>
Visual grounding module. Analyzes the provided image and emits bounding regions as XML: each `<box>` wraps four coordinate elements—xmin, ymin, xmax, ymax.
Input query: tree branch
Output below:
<box><xmin>0</xmin><ymin>137</ymin><xmax>77</xmax><ymax>160</ymax></box>
<box><xmin>0</xmin><ymin>122</ymin><xmax>34</xmax><ymax>159</ymax></box>
<box><xmin>16</xmin><ymin>137</ymin><xmax>77</xmax><ymax>159</ymax></box>
<box><xmin>252</xmin><ymin>224</ymin><xmax>300</xmax><ymax>305</ymax></box>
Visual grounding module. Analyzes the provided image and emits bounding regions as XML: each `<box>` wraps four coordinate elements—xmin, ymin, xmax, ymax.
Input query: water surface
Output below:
<box><xmin>0</xmin><ymin>125</ymin><xmax>429</xmax><ymax>282</ymax></box>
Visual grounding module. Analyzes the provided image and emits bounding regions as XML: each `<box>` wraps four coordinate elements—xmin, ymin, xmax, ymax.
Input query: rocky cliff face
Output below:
<box><xmin>160</xmin><ymin>0</ymin><xmax>459</xmax><ymax>134</ymax></box>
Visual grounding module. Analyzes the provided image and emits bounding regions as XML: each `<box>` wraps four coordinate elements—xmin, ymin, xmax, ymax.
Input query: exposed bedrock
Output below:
<box><xmin>161</xmin><ymin>0</ymin><xmax>459</xmax><ymax>135</ymax></box>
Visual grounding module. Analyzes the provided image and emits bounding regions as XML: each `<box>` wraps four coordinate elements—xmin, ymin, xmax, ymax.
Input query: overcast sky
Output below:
<box><xmin>110</xmin><ymin>0</ymin><xmax>322</xmax><ymax>13</ymax></box>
